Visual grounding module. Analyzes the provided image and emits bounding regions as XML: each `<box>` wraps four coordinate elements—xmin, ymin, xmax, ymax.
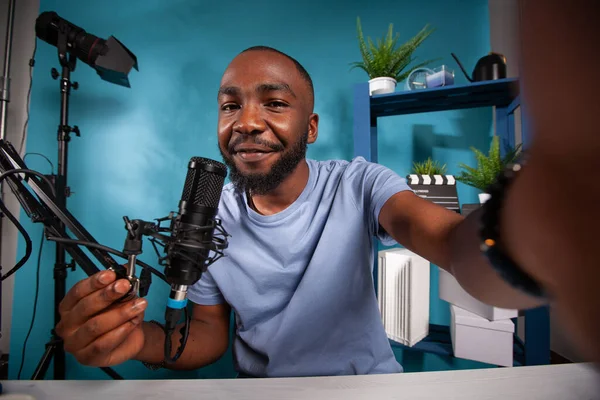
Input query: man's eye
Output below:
<box><xmin>267</xmin><ymin>101</ymin><xmax>287</xmax><ymax>108</ymax></box>
<box><xmin>221</xmin><ymin>103</ymin><xmax>239</xmax><ymax>111</ymax></box>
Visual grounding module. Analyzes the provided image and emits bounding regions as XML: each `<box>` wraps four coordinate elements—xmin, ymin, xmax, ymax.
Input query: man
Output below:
<box><xmin>53</xmin><ymin>45</ymin><xmax>569</xmax><ymax>377</ymax></box>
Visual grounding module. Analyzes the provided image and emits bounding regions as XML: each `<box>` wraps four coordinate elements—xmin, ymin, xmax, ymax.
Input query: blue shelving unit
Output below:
<box><xmin>352</xmin><ymin>77</ymin><xmax>550</xmax><ymax>367</ymax></box>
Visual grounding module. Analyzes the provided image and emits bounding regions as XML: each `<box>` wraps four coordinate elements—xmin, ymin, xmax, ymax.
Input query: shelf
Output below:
<box><xmin>369</xmin><ymin>78</ymin><xmax>519</xmax><ymax>118</ymax></box>
<box><xmin>352</xmin><ymin>76</ymin><xmax>550</xmax><ymax>367</ymax></box>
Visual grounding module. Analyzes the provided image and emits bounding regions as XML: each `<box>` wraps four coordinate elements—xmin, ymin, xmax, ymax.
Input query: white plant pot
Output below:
<box><xmin>479</xmin><ymin>193</ymin><xmax>491</xmax><ymax>204</ymax></box>
<box><xmin>369</xmin><ymin>77</ymin><xmax>397</xmax><ymax>95</ymax></box>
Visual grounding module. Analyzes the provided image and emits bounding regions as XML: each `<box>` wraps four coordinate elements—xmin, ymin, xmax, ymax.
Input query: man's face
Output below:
<box><xmin>217</xmin><ymin>50</ymin><xmax>318</xmax><ymax>195</ymax></box>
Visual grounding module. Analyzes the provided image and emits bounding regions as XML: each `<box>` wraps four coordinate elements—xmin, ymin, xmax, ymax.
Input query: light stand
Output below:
<box><xmin>4</xmin><ymin>9</ymin><xmax>140</xmax><ymax>380</ymax></box>
<box><xmin>41</xmin><ymin>27</ymin><xmax>80</xmax><ymax>381</ymax></box>
<box><xmin>28</xmin><ymin>8</ymin><xmax>138</xmax><ymax>379</ymax></box>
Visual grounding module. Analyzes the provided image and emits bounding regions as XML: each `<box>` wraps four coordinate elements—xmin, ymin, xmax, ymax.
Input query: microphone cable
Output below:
<box><xmin>0</xmin><ymin>168</ymin><xmax>54</xmax><ymax>281</ymax></box>
<box><xmin>16</xmin><ymin>229</ymin><xmax>44</xmax><ymax>380</ymax></box>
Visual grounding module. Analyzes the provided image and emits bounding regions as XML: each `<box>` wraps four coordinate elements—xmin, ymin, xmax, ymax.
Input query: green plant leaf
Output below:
<box><xmin>411</xmin><ymin>157</ymin><xmax>447</xmax><ymax>175</ymax></box>
<box><xmin>351</xmin><ymin>17</ymin><xmax>436</xmax><ymax>80</ymax></box>
<box><xmin>456</xmin><ymin>136</ymin><xmax>523</xmax><ymax>192</ymax></box>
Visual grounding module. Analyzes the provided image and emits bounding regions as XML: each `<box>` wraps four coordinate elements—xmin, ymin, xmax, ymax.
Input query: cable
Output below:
<box><xmin>45</xmin><ymin>236</ymin><xmax>166</xmax><ymax>282</ymax></box>
<box><xmin>0</xmin><ymin>169</ymin><xmax>166</xmax><ymax>282</ymax></box>
<box><xmin>23</xmin><ymin>153</ymin><xmax>54</xmax><ymax>175</ymax></box>
<box><xmin>0</xmin><ymin>168</ymin><xmax>57</xmax><ymax>281</ymax></box>
<box><xmin>0</xmin><ymin>196</ymin><xmax>32</xmax><ymax>281</ymax></box>
<box><xmin>0</xmin><ymin>168</ymin><xmax>56</xmax><ymax>198</ymax></box>
<box><xmin>17</xmin><ymin>229</ymin><xmax>44</xmax><ymax>380</ymax></box>
<box><xmin>164</xmin><ymin>307</ymin><xmax>191</xmax><ymax>364</ymax></box>
<box><xmin>19</xmin><ymin>40</ymin><xmax>36</xmax><ymax>156</ymax></box>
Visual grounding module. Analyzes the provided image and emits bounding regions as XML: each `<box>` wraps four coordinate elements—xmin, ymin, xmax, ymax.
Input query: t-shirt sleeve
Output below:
<box><xmin>187</xmin><ymin>267</ymin><xmax>225</xmax><ymax>305</ymax></box>
<box><xmin>348</xmin><ymin>157</ymin><xmax>412</xmax><ymax>246</ymax></box>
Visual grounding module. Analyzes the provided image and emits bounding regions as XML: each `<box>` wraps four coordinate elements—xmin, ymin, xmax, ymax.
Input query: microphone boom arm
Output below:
<box><xmin>0</xmin><ymin>139</ymin><xmax>156</xmax><ymax>295</ymax></box>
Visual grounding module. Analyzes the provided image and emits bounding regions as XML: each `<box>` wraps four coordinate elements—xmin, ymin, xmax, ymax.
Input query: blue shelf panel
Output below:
<box><xmin>369</xmin><ymin>78</ymin><xmax>519</xmax><ymax>118</ymax></box>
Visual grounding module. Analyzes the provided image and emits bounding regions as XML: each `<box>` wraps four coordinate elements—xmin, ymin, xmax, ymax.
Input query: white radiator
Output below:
<box><xmin>377</xmin><ymin>248</ymin><xmax>430</xmax><ymax>347</ymax></box>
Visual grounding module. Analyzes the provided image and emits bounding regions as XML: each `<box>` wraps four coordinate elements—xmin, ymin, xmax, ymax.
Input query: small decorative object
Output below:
<box><xmin>450</xmin><ymin>304</ymin><xmax>515</xmax><ymax>367</ymax></box>
<box><xmin>407</xmin><ymin>157</ymin><xmax>460</xmax><ymax>213</ymax></box>
<box><xmin>425</xmin><ymin>65</ymin><xmax>454</xmax><ymax>88</ymax></box>
<box><xmin>378</xmin><ymin>248</ymin><xmax>430</xmax><ymax>347</ymax></box>
<box><xmin>451</xmin><ymin>52</ymin><xmax>508</xmax><ymax>82</ymax></box>
<box><xmin>456</xmin><ymin>136</ymin><xmax>522</xmax><ymax>204</ymax></box>
<box><xmin>351</xmin><ymin>17</ymin><xmax>437</xmax><ymax>95</ymax></box>
<box><xmin>405</xmin><ymin>68</ymin><xmax>434</xmax><ymax>91</ymax></box>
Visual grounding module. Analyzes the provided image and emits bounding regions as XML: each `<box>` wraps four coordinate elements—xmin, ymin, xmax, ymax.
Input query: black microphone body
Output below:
<box><xmin>164</xmin><ymin>157</ymin><xmax>227</xmax><ymax>333</ymax></box>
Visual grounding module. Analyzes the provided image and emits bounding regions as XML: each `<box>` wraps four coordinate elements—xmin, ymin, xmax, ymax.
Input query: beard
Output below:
<box><xmin>219</xmin><ymin>132</ymin><xmax>308</xmax><ymax>196</ymax></box>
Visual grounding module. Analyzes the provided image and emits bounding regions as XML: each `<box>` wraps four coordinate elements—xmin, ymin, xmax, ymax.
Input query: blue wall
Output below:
<box><xmin>10</xmin><ymin>0</ymin><xmax>495</xmax><ymax>380</ymax></box>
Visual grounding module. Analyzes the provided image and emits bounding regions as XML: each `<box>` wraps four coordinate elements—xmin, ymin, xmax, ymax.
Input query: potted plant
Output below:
<box><xmin>411</xmin><ymin>157</ymin><xmax>447</xmax><ymax>176</ymax></box>
<box><xmin>350</xmin><ymin>17</ymin><xmax>437</xmax><ymax>95</ymax></box>
<box><xmin>456</xmin><ymin>136</ymin><xmax>522</xmax><ymax>204</ymax></box>
<box><xmin>407</xmin><ymin>157</ymin><xmax>460</xmax><ymax>213</ymax></box>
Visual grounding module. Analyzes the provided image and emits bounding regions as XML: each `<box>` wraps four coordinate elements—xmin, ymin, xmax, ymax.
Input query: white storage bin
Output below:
<box><xmin>450</xmin><ymin>304</ymin><xmax>515</xmax><ymax>367</ymax></box>
<box><xmin>377</xmin><ymin>248</ymin><xmax>430</xmax><ymax>347</ymax></box>
<box><xmin>438</xmin><ymin>267</ymin><xmax>518</xmax><ymax>321</ymax></box>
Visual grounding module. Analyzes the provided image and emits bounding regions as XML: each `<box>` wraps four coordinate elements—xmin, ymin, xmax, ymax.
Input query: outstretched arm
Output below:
<box><xmin>380</xmin><ymin>0</ymin><xmax>599</xmax><ymax>363</ymax></box>
<box><xmin>378</xmin><ymin>192</ymin><xmax>544</xmax><ymax>311</ymax></box>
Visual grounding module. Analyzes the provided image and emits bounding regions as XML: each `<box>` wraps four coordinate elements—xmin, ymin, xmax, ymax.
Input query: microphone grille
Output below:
<box><xmin>182</xmin><ymin>157</ymin><xmax>227</xmax><ymax>209</ymax></box>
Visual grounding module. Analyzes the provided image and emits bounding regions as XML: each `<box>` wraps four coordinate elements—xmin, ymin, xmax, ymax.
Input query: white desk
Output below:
<box><xmin>1</xmin><ymin>363</ymin><xmax>599</xmax><ymax>400</ymax></box>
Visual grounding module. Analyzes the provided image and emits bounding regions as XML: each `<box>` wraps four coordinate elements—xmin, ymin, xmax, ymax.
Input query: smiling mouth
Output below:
<box><xmin>234</xmin><ymin>150</ymin><xmax>276</xmax><ymax>162</ymax></box>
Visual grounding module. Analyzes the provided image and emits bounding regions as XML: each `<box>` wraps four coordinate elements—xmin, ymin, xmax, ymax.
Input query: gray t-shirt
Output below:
<box><xmin>187</xmin><ymin>157</ymin><xmax>411</xmax><ymax>377</ymax></box>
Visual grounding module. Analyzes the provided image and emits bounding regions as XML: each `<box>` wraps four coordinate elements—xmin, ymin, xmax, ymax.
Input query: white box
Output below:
<box><xmin>438</xmin><ymin>267</ymin><xmax>518</xmax><ymax>321</ymax></box>
<box><xmin>450</xmin><ymin>304</ymin><xmax>515</xmax><ymax>367</ymax></box>
<box><xmin>377</xmin><ymin>248</ymin><xmax>430</xmax><ymax>347</ymax></box>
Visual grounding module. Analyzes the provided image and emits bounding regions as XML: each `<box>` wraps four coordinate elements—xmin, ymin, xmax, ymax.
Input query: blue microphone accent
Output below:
<box><xmin>167</xmin><ymin>297</ymin><xmax>187</xmax><ymax>309</ymax></box>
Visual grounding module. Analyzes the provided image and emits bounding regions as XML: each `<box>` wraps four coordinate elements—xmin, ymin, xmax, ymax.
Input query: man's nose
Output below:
<box><xmin>233</xmin><ymin>105</ymin><xmax>266</xmax><ymax>135</ymax></box>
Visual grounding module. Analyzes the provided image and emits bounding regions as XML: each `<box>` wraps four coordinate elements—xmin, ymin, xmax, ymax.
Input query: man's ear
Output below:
<box><xmin>307</xmin><ymin>113</ymin><xmax>319</xmax><ymax>144</ymax></box>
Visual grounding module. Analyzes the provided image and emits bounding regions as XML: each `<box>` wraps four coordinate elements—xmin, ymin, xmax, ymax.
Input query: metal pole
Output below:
<box><xmin>0</xmin><ymin>0</ymin><xmax>16</xmax><ymax>140</ymax></box>
<box><xmin>0</xmin><ymin>0</ymin><xmax>17</xmax><ymax>356</ymax></box>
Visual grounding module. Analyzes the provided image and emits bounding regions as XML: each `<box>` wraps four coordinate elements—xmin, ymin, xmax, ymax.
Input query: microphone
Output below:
<box><xmin>163</xmin><ymin>157</ymin><xmax>228</xmax><ymax>353</ymax></box>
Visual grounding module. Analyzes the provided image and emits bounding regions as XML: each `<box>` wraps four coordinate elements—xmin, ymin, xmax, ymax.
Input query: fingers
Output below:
<box><xmin>56</xmin><ymin>277</ymin><xmax>132</xmax><ymax>340</ymax></box>
<box><xmin>74</xmin><ymin>316</ymin><xmax>146</xmax><ymax>367</ymax></box>
<box><xmin>66</xmin><ymin>297</ymin><xmax>147</xmax><ymax>352</ymax></box>
<box><xmin>66</xmin><ymin>279</ymin><xmax>133</xmax><ymax>327</ymax></box>
<box><xmin>59</xmin><ymin>270</ymin><xmax>116</xmax><ymax>315</ymax></box>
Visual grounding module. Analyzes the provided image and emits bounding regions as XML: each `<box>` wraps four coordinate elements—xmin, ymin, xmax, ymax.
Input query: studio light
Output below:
<box><xmin>35</xmin><ymin>11</ymin><xmax>138</xmax><ymax>87</ymax></box>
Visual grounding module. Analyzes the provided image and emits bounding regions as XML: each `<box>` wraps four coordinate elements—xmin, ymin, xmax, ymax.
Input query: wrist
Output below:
<box><xmin>480</xmin><ymin>160</ymin><xmax>549</xmax><ymax>299</ymax></box>
<box><xmin>134</xmin><ymin>320</ymin><xmax>166</xmax><ymax>367</ymax></box>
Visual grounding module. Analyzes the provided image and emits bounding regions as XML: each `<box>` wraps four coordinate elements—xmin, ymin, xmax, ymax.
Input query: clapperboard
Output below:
<box><xmin>461</xmin><ymin>203</ymin><xmax>481</xmax><ymax>217</ymax></box>
<box><xmin>406</xmin><ymin>174</ymin><xmax>460</xmax><ymax>213</ymax></box>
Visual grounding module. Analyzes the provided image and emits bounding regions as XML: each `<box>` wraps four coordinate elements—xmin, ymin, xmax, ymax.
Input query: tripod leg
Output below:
<box><xmin>31</xmin><ymin>333</ymin><xmax>124</xmax><ymax>380</ymax></box>
<box><xmin>100</xmin><ymin>367</ymin><xmax>124</xmax><ymax>380</ymax></box>
<box><xmin>53</xmin><ymin>259</ymin><xmax>68</xmax><ymax>380</ymax></box>
<box><xmin>31</xmin><ymin>339</ymin><xmax>56</xmax><ymax>380</ymax></box>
